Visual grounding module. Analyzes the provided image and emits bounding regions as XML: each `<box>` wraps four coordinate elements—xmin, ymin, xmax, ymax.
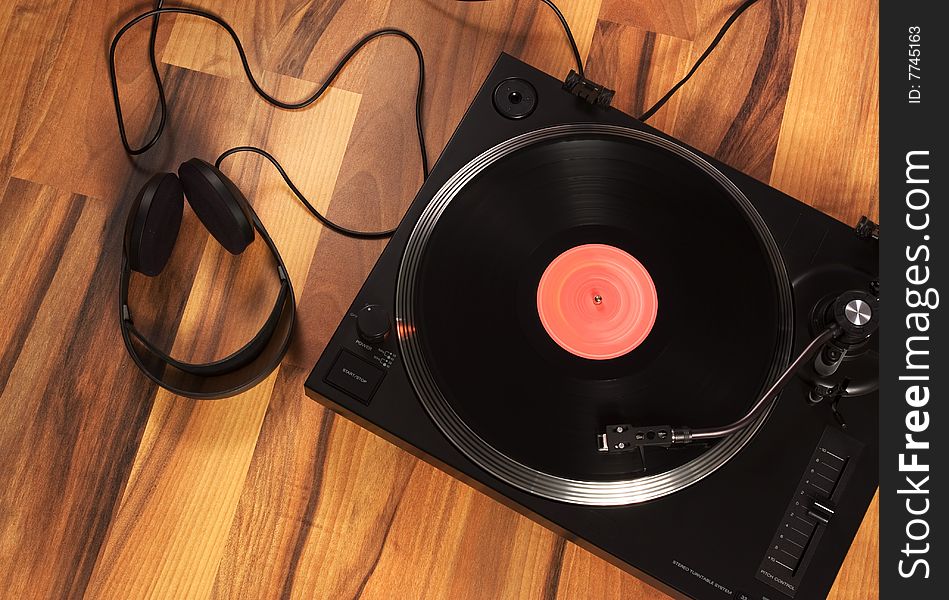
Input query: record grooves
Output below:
<box><xmin>396</xmin><ymin>124</ymin><xmax>793</xmax><ymax>505</ymax></box>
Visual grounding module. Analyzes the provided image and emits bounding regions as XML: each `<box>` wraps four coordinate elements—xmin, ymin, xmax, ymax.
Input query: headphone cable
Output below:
<box><xmin>639</xmin><ymin>0</ymin><xmax>763</xmax><ymax>121</ymax></box>
<box><xmin>455</xmin><ymin>0</ymin><xmax>584</xmax><ymax>78</ymax></box>
<box><xmin>109</xmin><ymin>0</ymin><xmax>428</xmax><ymax>239</ymax></box>
<box><xmin>454</xmin><ymin>0</ymin><xmax>764</xmax><ymax>123</ymax></box>
<box><xmin>112</xmin><ymin>0</ymin><xmax>765</xmax><ymax>237</ymax></box>
<box><xmin>215</xmin><ymin>146</ymin><xmax>397</xmax><ymax>239</ymax></box>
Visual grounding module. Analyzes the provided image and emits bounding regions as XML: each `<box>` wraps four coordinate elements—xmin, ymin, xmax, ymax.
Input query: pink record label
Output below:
<box><xmin>536</xmin><ymin>244</ymin><xmax>658</xmax><ymax>360</ymax></box>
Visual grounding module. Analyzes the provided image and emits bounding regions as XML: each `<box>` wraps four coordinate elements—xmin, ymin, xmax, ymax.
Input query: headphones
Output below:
<box><xmin>111</xmin><ymin>3</ymin><xmax>428</xmax><ymax>398</ymax></box>
<box><xmin>119</xmin><ymin>158</ymin><xmax>294</xmax><ymax>399</ymax></box>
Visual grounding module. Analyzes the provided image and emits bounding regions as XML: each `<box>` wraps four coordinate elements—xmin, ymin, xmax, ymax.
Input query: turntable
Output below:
<box><xmin>305</xmin><ymin>54</ymin><xmax>879</xmax><ymax>600</ymax></box>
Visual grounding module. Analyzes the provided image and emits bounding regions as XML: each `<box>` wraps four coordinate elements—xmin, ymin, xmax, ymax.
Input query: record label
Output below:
<box><xmin>536</xmin><ymin>244</ymin><xmax>657</xmax><ymax>360</ymax></box>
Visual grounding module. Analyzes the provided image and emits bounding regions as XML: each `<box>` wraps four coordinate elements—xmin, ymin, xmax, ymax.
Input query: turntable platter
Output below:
<box><xmin>396</xmin><ymin>124</ymin><xmax>793</xmax><ymax>505</ymax></box>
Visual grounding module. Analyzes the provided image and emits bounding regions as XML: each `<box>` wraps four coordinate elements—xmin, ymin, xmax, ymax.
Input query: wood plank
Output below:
<box><xmin>557</xmin><ymin>543</ymin><xmax>669</xmax><ymax>599</ymax></box>
<box><xmin>162</xmin><ymin>0</ymin><xmax>391</xmax><ymax>93</ymax></box>
<box><xmin>770</xmin><ymin>0</ymin><xmax>879</xmax><ymax>223</ymax></box>
<box><xmin>211</xmin><ymin>375</ymin><xmax>419</xmax><ymax>599</ymax></box>
<box><xmin>599</xmin><ymin>0</ymin><xmax>699</xmax><ymax>41</ymax></box>
<box><xmin>8</xmin><ymin>0</ymin><xmax>173</xmax><ymax>200</ymax></box>
<box><xmin>597</xmin><ymin>0</ymin><xmax>810</xmax><ymax>182</ymax></box>
<box><xmin>830</xmin><ymin>492</ymin><xmax>880</xmax><ymax>600</ymax></box>
<box><xmin>586</xmin><ymin>21</ymin><xmax>693</xmax><ymax>132</ymax></box>
<box><xmin>353</xmin><ymin>464</ymin><xmax>564</xmax><ymax>600</ymax></box>
<box><xmin>84</xmin><ymin>381</ymin><xmax>277</xmax><ymax>599</ymax></box>
<box><xmin>0</xmin><ymin>180</ymin><xmax>84</xmax><ymax>393</ymax></box>
<box><xmin>0</xmin><ymin>179</ymin><xmax>153</xmax><ymax>599</ymax></box>
<box><xmin>671</xmin><ymin>0</ymin><xmax>808</xmax><ymax>182</ymax></box>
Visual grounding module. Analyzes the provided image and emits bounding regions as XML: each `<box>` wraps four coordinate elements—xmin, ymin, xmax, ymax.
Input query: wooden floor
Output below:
<box><xmin>0</xmin><ymin>1</ymin><xmax>879</xmax><ymax>598</ymax></box>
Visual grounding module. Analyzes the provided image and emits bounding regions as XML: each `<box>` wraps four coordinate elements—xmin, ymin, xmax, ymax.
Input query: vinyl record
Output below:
<box><xmin>397</xmin><ymin>125</ymin><xmax>793</xmax><ymax>504</ymax></box>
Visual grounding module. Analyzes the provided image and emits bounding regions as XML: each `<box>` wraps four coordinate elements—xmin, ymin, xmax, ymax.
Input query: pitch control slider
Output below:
<box><xmin>597</xmin><ymin>425</ymin><xmax>692</xmax><ymax>453</ymax></box>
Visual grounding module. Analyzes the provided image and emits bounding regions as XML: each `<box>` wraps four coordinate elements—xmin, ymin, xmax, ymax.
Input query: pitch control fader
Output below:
<box><xmin>756</xmin><ymin>427</ymin><xmax>864</xmax><ymax>596</ymax></box>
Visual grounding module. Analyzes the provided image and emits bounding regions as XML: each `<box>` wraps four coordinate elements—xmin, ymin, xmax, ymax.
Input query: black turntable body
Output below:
<box><xmin>305</xmin><ymin>54</ymin><xmax>879</xmax><ymax>600</ymax></box>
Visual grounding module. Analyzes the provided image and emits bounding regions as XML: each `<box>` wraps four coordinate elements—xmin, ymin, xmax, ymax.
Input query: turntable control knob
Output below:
<box><xmin>356</xmin><ymin>305</ymin><xmax>390</xmax><ymax>344</ymax></box>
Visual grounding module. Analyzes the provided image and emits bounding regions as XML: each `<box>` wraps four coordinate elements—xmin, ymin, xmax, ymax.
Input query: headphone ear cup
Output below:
<box><xmin>178</xmin><ymin>158</ymin><xmax>254</xmax><ymax>254</ymax></box>
<box><xmin>127</xmin><ymin>173</ymin><xmax>184</xmax><ymax>276</ymax></box>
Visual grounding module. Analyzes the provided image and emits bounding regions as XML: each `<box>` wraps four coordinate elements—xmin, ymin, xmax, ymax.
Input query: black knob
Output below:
<box><xmin>356</xmin><ymin>305</ymin><xmax>390</xmax><ymax>344</ymax></box>
<box><xmin>830</xmin><ymin>290</ymin><xmax>879</xmax><ymax>343</ymax></box>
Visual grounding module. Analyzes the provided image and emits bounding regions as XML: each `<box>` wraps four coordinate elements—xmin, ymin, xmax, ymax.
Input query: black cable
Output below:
<box><xmin>639</xmin><ymin>0</ymin><xmax>762</xmax><ymax>122</ymax></box>
<box><xmin>538</xmin><ymin>0</ymin><xmax>584</xmax><ymax>77</ymax></box>
<box><xmin>109</xmin><ymin>0</ymin><xmax>429</xmax><ymax>188</ymax></box>
<box><xmin>112</xmin><ymin>0</ymin><xmax>760</xmax><ymax>240</ymax></box>
<box><xmin>111</xmin><ymin>0</ymin><xmax>167</xmax><ymax>155</ymax></box>
<box><xmin>215</xmin><ymin>146</ymin><xmax>396</xmax><ymax>239</ymax></box>
<box><xmin>456</xmin><ymin>0</ymin><xmax>584</xmax><ymax>77</ymax></box>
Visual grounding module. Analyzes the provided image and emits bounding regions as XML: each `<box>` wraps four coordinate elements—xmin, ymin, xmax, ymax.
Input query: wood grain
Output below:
<box><xmin>0</xmin><ymin>1</ymin><xmax>879</xmax><ymax>599</ymax></box>
<box><xmin>585</xmin><ymin>21</ymin><xmax>693</xmax><ymax>132</ymax></box>
<box><xmin>770</xmin><ymin>0</ymin><xmax>880</xmax><ymax>223</ymax></box>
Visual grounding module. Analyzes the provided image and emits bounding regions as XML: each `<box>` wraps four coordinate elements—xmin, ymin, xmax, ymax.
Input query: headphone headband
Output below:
<box><xmin>119</xmin><ymin>185</ymin><xmax>295</xmax><ymax>399</ymax></box>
